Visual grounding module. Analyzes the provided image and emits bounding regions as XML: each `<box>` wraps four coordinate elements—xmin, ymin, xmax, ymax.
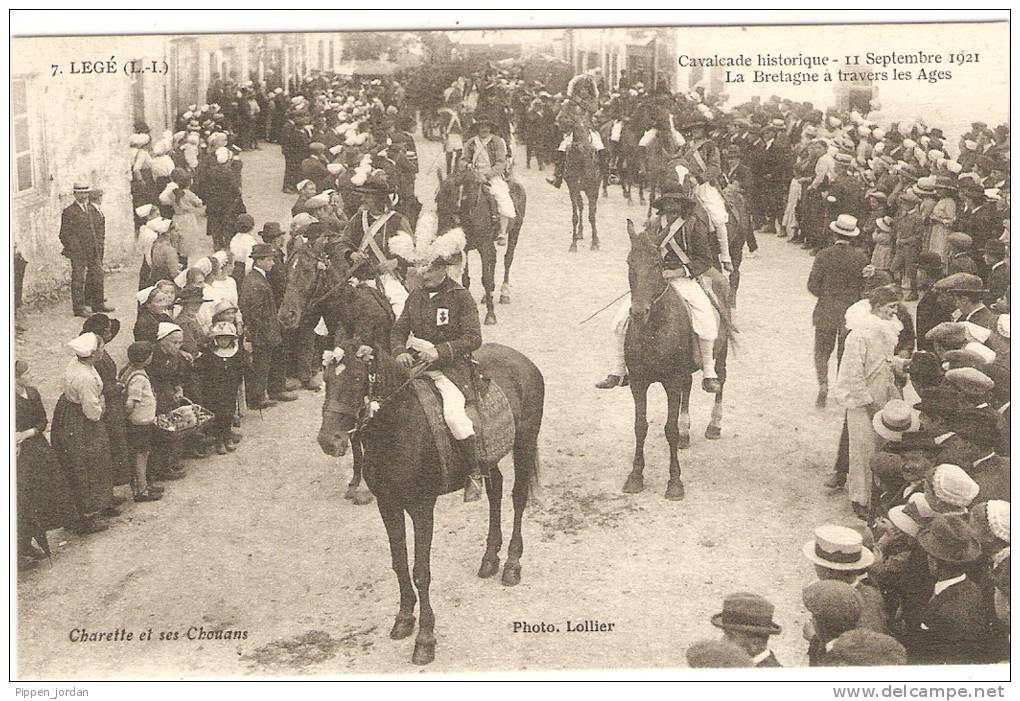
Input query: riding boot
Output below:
<box><xmin>546</xmin><ymin>152</ymin><xmax>565</xmax><ymax>188</ymax></box>
<box><xmin>697</xmin><ymin>337</ymin><xmax>721</xmax><ymax>393</ymax></box>
<box><xmin>457</xmin><ymin>435</ymin><xmax>485</xmax><ymax>503</ymax></box>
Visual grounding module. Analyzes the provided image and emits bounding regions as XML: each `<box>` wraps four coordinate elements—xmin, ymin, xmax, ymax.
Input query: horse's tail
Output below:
<box><xmin>528</xmin><ymin>445</ymin><xmax>543</xmax><ymax>506</ymax></box>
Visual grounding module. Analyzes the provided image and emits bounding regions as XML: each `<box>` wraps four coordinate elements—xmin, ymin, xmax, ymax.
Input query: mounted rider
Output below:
<box><xmin>391</xmin><ymin>228</ymin><xmax>486</xmax><ymax>503</ymax></box>
<box><xmin>597</xmin><ymin>184</ymin><xmax>723</xmax><ymax>393</ymax></box>
<box><xmin>335</xmin><ymin>169</ymin><xmax>414</xmax><ymax>318</ymax></box>
<box><xmin>462</xmin><ymin>114</ymin><xmax>516</xmax><ymax>246</ymax></box>
<box><xmin>547</xmin><ymin>73</ymin><xmax>607</xmax><ymax>189</ymax></box>
<box><xmin>675</xmin><ymin>117</ymin><xmax>733</xmax><ymax>272</ymax></box>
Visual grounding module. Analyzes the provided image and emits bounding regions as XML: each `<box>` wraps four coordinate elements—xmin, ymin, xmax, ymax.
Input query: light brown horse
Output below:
<box><xmin>621</xmin><ymin>218</ymin><xmax>730</xmax><ymax>499</ymax></box>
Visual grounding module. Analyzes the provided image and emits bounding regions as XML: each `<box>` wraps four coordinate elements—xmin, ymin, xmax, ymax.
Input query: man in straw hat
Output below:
<box><xmin>59</xmin><ymin>178</ymin><xmax>114</xmax><ymax>317</ymax></box>
<box><xmin>710</xmin><ymin>592</ymin><xmax>783</xmax><ymax>666</ymax></box>
<box><xmin>807</xmin><ymin>213</ymin><xmax>869</xmax><ymax>409</ymax></box>
<box><xmin>391</xmin><ymin>227</ymin><xmax>486</xmax><ymax>503</ymax></box>
<box><xmin>803</xmin><ymin>524</ymin><xmax>887</xmax><ymax>634</ymax></box>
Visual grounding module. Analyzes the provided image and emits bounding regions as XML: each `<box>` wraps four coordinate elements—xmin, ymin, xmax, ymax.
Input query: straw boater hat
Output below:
<box><xmin>829</xmin><ymin>214</ymin><xmax>860</xmax><ymax>238</ymax></box>
<box><xmin>710</xmin><ymin>593</ymin><xmax>782</xmax><ymax>636</ymax></box>
<box><xmin>802</xmin><ymin>524</ymin><xmax>875</xmax><ymax>571</ymax></box>
<box><xmin>872</xmin><ymin>399</ymin><xmax>921</xmax><ymax>442</ymax></box>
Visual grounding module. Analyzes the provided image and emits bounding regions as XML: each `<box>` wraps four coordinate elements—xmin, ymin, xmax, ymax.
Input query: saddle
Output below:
<box><xmin>411</xmin><ymin>373</ymin><xmax>515</xmax><ymax>492</ymax></box>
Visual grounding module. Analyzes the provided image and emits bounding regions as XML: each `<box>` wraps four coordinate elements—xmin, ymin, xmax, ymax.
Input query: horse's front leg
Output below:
<box><xmin>663</xmin><ymin>378</ymin><xmax>685</xmax><ymax>501</ymax></box>
<box><xmin>588</xmin><ymin>190</ymin><xmax>600</xmax><ymax>251</ymax></box>
<box><xmin>478</xmin><ymin>466</ymin><xmax>503</xmax><ymax>578</ymax></box>
<box><xmin>569</xmin><ymin>190</ymin><xmax>580</xmax><ymax>252</ymax></box>
<box><xmin>504</xmin><ymin>463</ymin><xmax>528</xmax><ymax>586</ymax></box>
<box><xmin>408</xmin><ymin>498</ymin><xmax>438</xmax><ymax>665</ymax></box>
<box><xmin>679</xmin><ymin>374</ymin><xmax>692</xmax><ymax>449</ymax></box>
<box><xmin>623</xmin><ymin>381</ymin><xmax>649</xmax><ymax>494</ymax></box>
<box><xmin>500</xmin><ymin>222</ymin><xmax>519</xmax><ymax>304</ymax></box>
<box><xmin>707</xmin><ymin>383</ymin><xmax>725</xmax><ymax>440</ymax></box>
<box><xmin>345</xmin><ymin>440</ymin><xmax>374</xmax><ymax>504</ymax></box>
<box><xmin>377</xmin><ymin>497</ymin><xmax>416</xmax><ymax>641</ymax></box>
<box><xmin>480</xmin><ymin>241</ymin><xmax>497</xmax><ymax>325</ymax></box>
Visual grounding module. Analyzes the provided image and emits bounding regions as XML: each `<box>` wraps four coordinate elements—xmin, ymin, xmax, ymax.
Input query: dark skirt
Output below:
<box><xmin>17</xmin><ymin>435</ymin><xmax>77</xmax><ymax>532</ymax></box>
<box><xmin>50</xmin><ymin>396</ymin><xmax>115</xmax><ymax>517</ymax></box>
<box><xmin>103</xmin><ymin>394</ymin><xmax>132</xmax><ymax>486</ymax></box>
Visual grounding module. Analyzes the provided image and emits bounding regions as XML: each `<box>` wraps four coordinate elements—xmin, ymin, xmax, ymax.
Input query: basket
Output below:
<box><xmin>154</xmin><ymin>398</ymin><xmax>215</xmax><ymax>437</ymax></box>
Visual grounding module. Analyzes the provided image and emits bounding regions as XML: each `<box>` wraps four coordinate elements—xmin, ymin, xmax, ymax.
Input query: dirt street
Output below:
<box><xmin>17</xmin><ymin>138</ymin><xmax>859</xmax><ymax>678</ymax></box>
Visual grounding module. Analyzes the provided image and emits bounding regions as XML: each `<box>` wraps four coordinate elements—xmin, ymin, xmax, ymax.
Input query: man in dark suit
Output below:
<box><xmin>900</xmin><ymin>515</ymin><xmax>994</xmax><ymax>664</ymax></box>
<box><xmin>58</xmin><ymin>180</ymin><xmax>114</xmax><ymax>317</ymax></box>
<box><xmin>981</xmin><ymin>239</ymin><xmax>1009</xmax><ymax>305</ymax></box>
<box><xmin>239</xmin><ymin>244</ymin><xmax>297</xmax><ymax>409</ymax></box>
<box><xmin>934</xmin><ymin>273</ymin><xmax>998</xmax><ymax>330</ymax></box>
<box><xmin>300</xmin><ymin>142</ymin><xmax>331</xmax><ymax>192</ymax></box>
<box><xmin>914</xmin><ymin>253</ymin><xmax>955</xmax><ymax>352</ymax></box>
<box><xmin>807</xmin><ymin>214</ymin><xmax>869</xmax><ymax>407</ymax></box>
<box><xmin>710</xmin><ymin>592</ymin><xmax>783</xmax><ymax>667</ymax></box>
<box><xmin>756</xmin><ymin>122</ymin><xmax>792</xmax><ymax>234</ymax></box>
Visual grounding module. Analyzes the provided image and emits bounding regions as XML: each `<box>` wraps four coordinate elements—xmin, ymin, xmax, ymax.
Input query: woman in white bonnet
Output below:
<box><xmin>49</xmin><ymin>332</ymin><xmax>116</xmax><ymax>534</ymax></box>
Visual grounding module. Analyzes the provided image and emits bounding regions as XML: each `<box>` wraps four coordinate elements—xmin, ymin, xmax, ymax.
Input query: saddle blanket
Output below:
<box><xmin>411</xmin><ymin>377</ymin><xmax>516</xmax><ymax>492</ymax></box>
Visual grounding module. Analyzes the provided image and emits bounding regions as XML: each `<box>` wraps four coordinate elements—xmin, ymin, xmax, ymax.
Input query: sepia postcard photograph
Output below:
<box><xmin>7</xmin><ymin>9</ymin><xmax>1012</xmax><ymax>688</ymax></box>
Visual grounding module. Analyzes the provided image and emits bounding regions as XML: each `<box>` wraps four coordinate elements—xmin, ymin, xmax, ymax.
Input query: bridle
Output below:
<box><xmin>296</xmin><ymin>242</ymin><xmax>368</xmax><ymax>313</ymax></box>
<box><xmin>322</xmin><ymin>355</ymin><xmax>430</xmax><ymax>436</ymax></box>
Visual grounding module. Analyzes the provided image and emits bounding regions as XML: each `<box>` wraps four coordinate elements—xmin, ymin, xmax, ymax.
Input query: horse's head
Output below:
<box><xmin>626</xmin><ymin>219</ymin><xmax>666</xmax><ymax>325</ymax></box>
<box><xmin>278</xmin><ymin>237</ymin><xmax>327</xmax><ymax>330</ymax></box>
<box><xmin>318</xmin><ymin>337</ymin><xmax>377</xmax><ymax>457</ymax></box>
<box><xmin>435</xmin><ymin>167</ymin><xmax>464</xmax><ymax>232</ymax></box>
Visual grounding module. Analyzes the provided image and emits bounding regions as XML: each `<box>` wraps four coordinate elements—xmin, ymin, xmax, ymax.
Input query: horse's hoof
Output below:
<box><xmin>484</xmin><ymin>313</ymin><xmax>497</xmax><ymax>326</ymax></box>
<box><xmin>622</xmin><ymin>474</ymin><xmax>644</xmax><ymax>494</ymax></box>
<box><xmin>411</xmin><ymin>639</ymin><xmax>436</xmax><ymax>666</ymax></box>
<box><xmin>478</xmin><ymin>556</ymin><xmax>501</xmax><ymax>579</ymax></box>
<box><xmin>665</xmin><ymin>480</ymin><xmax>686</xmax><ymax>501</ymax></box>
<box><xmin>590</xmin><ymin>241</ymin><xmax>600</xmax><ymax>251</ymax></box>
<box><xmin>705</xmin><ymin>425</ymin><xmax>722</xmax><ymax>440</ymax></box>
<box><xmin>568</xmin><ymin>243</ymin><xmax>578</xmax><ymax>253</ymax></box>
<box><xmin>343</xmin><ymin>485</ymin><xmax>358</xmax><ymax>500</ymax></box>
<box><xmin>499</xmin><ymin>294</ymin><xmax>510</xmax><ymax>304</ymax></box>
<box><xmin>501</xmin><ymin>562</ymin><xmax>522</xmax><ymax>587</ymax></box>
<box><xmin>390</xmin><ymin>615</ymin><xmax>416</xmax><ymax>640</ymax></box>
<box><xmin>353</xmin><ymin>490</ymin><xmax>375</xmax><ymax>505</ymax></box>
<box><xmin>677</xmin><ymin>434</ymin><xmax>691</xmax><ymax>450</ymax></box>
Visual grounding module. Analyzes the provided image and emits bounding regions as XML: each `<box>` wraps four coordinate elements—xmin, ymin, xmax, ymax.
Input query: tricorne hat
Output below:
<box><xmin>710</xmin><ymin>592</ymin><xmax>782</xmax><ymax>636</ymax></box>
<box><xmin>802</xmin><ymin>524</ymin><xmax>874</xmax><ymax>571</ymax></box>
<box><xmin>650</xmin><ymin>184</ymin><xmax>694</xmax><ymax>210</ymax></box>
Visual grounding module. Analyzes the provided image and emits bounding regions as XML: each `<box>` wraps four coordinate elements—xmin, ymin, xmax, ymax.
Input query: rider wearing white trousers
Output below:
<box><xmin>597</xmin><ymin>189</ymin><xmax>721</xmax><ymax>393</ymax></box>
<box><xmin>463</xmin><ymin>117</ymin><xmax>515</xmax><ymax>246</ymax></box>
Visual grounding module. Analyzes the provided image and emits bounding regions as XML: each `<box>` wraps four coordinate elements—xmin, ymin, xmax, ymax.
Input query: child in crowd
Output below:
<box><xmin>194</xmin><ymin>322</ymin><xmax>244</xmax><ymax>454</ymax></box>
<box><xmin>871</xmin><ymin>216</ymin><xmax>895</xmax><ymax>273</ymax></box>
<box><xmin>120</xmin><ymin>342</ymin><xmax>163</xmax><ymax>502</ymax></box>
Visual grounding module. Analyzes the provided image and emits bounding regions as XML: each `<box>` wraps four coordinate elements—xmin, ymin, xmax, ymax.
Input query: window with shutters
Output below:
<box><xmin>11</xmin><ymin>77</ymin><xmax>37</xmax><ymax>193</ymax></box>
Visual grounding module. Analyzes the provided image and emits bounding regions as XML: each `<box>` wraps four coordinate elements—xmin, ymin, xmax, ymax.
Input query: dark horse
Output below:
<box><xmin>598</xmin><ymin>117</ymin><xmax>644</xmax><ymax>205</ymax></box>
<box><xmin>277</xmin><ymin>235</ymin><xmax>396</xmax><ymax>505</ymax></box>
<box><xmin>317</xmin><ymin>335</ymin><xmax>545</xmax><ymax>665</ymax></box>
<box><xmin>621</xmin><ymin>218</ymin><xmax>730</xmax><ymax>500</ymax></box>
<box><xmin>435</xmin><ymin>168</ymin><xmax>526</xmax><ymax>324</ymax></box>
<box><xmin>564</xmin><ymin>121</ymin><xmax>603</xmax><ymax>252</ymax></box>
